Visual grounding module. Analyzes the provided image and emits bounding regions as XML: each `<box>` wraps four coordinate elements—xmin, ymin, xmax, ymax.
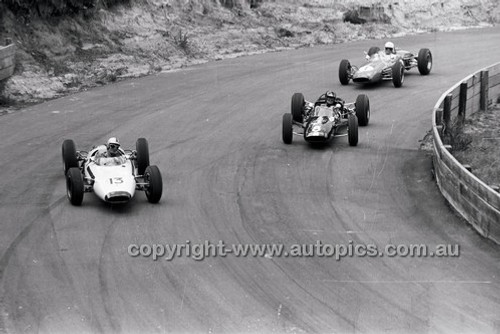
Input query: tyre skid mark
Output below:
<box><xmin>0</xmin><ymin>174</ymin><xmax>84</xmax><ymax>333</ymax></box>
<box><xmin>97</xmin><ymin>218</ymin><xmax>122</xmax><ymax>333</ymax></box>
<box><xmin>230</xmin><ymin>147</ymin><xmax>354</xmax><ymax>332</ymax></box>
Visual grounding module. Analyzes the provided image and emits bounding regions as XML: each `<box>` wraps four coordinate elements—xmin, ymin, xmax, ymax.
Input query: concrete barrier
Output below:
<box><xmin>0</xmin><ymin>39</ymin><xmax>15</xmax><ymax>81</ymax></box>
<box><xmin>432</xmin><ymin>62</ymin><xmax>500</xmax><ymax>245</ymax></box>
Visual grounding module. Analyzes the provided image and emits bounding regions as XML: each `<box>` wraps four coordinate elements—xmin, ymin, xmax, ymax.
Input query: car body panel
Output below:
<box><xmin>299</xmin><ymin>99</ymin><xmax>354</xmax><ymax>144</ymax></box>
<box><xmin>282</xmin><ymin>92</ymin><xmax>366</xmax><ymax>147</ymax></box>
<box><xmin>83</xmin><ymin>146</ymin><xmax>137</xmax><ymax>204</ymax></box>
<box><xmin>352</xmin><ymin>52</ymin><xmax>399</xmax><ymax>83</ymax></box>
<box><xmin>304</xmin><ymin>105</ymin><xmax>340</xmax><ymax>142</ymax></box>
<box><xmin>85</xmin><ymin>158</ymin><xmax>136</xmax><ymax>203</ymax></box>
<box><xmin>346</xmin><ymin>47</ymin><xmax>425</xmax><ymax>85</ymax></box>
<box><xmin>62</xmin><ymin>138</ymin><xmax>163</xmax><ymax>206</ymax></box>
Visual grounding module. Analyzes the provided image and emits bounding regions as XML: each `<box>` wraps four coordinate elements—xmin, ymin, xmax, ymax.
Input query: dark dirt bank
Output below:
<box><xmin>1</xmin><ymin>0</ymin><xmax>499</xmax><ymax>111</ymax></box>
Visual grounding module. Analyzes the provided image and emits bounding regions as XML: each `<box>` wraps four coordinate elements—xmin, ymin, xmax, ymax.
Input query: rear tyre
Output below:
<box><xmin>392</xmin><ymin>61</ymin><xmax>404</xmax><ymax>88</ymax></box>
<box><xmin>355</xmin><ymin>94</ymin><xmax>370</xmax><ymax>126</ymax></box>
<box><xmin>282</xmin><ymin>113</ymin><xmax>293</xmax><ymax>144</ymax></box>
<box><xmin>291</xmin><ymin>93</ymin><xmax>304</xmax><ymax>123</ymax></box>
<box><xmin>348</xmin><ymin>114</ymin><xmax>358</xmax><ymax>146</ymax></box>
<box><xmin>339</xmin><ymin>59</ymin><xmax>351</xmax><ymax>85</ymax></box>
<box><xmin>417</xmin><ymin>48</ymin><xmax>432</xmax><ymax>75</ymax></box>
<box><xmin>144</xmin><ymin>165</ymin><xmax>163</xmax><ymax>203</ymax></box>
<box><xmin>367</xmin><ymin>46</ymin><xmax>380</xmax><ymax>56</ymax></box>
<box><xmin>66</xmin><ymin>167</ymin><xmax>84</xmax><ymax>206</ymax></box>
<box><xmin>62</xmin><ymin>139</ymin><xmax>79</xmax><ymax>174</ymax></box>
<box><xmin>136</xmin><ymin>138</ymin><xmax>150</xmax><ymax>175</ymax></box>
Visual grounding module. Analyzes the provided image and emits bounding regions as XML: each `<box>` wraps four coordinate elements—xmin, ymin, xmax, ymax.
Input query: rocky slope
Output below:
<box><xmin>0</xmin><ymin>0</ymin><xmax>499</xmax><ymax>109</ymax></box>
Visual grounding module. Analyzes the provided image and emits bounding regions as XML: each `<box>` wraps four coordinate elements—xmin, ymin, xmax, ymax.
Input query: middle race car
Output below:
<box><xmin>62</xmin><ymin>137</ymin><xmax>163</xmax><ymax>206</ymax></box>
<box><xmin>282</xmin><ymin>91</ymin><xmax>370</xmax><ymax>146</ymax></box>
<box><xmin>338</xmin><ymin>44</ymin><xmax>432</xmax><ymax>88</ymax></box>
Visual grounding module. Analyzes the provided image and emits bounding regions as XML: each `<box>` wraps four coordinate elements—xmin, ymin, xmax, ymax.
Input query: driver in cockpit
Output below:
<box><xmin>95</xmin><ymin>137</ymin><xmax>124</xmax><ymax>166</ymax></box>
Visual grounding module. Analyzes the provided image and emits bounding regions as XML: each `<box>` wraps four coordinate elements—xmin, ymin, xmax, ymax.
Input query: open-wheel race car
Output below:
<box><xmin>282</xmin><ymin>91</ymin><xmax>370</xmax><ymax>146</ymax></box>
<box><xmin>62</xmin><ymin>138</ymin><xmax>163</xmax><ymax>206</ymax></box>
<box><xmin>338</xmin><ymin>43</ymin><xmax>432</xmax><ymax>88</ymax></box>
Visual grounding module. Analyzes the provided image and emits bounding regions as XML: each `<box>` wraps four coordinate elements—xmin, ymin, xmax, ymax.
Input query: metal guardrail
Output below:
<box><xmin>0</xmin><ymin>38</ymin><xmax>15</xmax><ymax>81</ymax></box>
<box><xmin>432</xmin><ymin>62</ymin><xmax>500</xmax><ymax>245</ymax></box>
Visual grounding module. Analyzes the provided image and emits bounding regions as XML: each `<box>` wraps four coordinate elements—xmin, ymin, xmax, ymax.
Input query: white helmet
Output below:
<box><xmin>384</xmin><ymin>41</ymin><xmax>395</xmax><ymax>54</ymax></box>
<box><xmin>107</xmin><ymin>137</ymin><xmax>120</xmax><ymax>148</ymax></box>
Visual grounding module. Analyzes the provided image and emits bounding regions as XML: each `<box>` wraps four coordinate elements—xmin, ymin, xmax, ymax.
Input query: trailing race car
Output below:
<box><xmin>338</xmin><ymin>42</ymin><xmax>432</xmax><ymax>88</ymax></box>
<box><xmin>282</xmin><ymin>91</ymin><xmax>370</xmax><ymax>146</ymax></box>
<box><xmin>62</xmin><ymin>138</ymin><xmax>163</xmax><ymax>206</ymax></box>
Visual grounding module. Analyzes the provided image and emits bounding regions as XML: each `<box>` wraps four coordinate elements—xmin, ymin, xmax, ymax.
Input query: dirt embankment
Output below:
<box><xmin>0</xmin><ymin>0</ymin><xmax>499</xmax><ymax>110</ymax></box>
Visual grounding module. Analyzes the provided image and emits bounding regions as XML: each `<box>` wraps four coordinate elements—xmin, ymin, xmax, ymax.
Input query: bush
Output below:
<box><xmin>443</xmin><ymin>118</ymin><xmax>473</xmax><ymax>152</ymax></box>
<box><xmin>174</xmin><ymin>30</ymin><xmax>190</xmax><ymax>54</ymax></box>
<box><xmin>275</xmin><ymin>27</ymin><xmax>294</xmax><ymax>38</ymax></box>
<box><xmin>343</xmin><ymin>10</ymin><xmax>366</xmax><ymax>25</ymax></box>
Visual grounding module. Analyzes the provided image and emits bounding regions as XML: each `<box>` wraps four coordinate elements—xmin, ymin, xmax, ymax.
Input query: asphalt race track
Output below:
<box><xmin>1</xmin><ymin>27</ymin><xmax>500</xmax><ymax>334</ymax></box>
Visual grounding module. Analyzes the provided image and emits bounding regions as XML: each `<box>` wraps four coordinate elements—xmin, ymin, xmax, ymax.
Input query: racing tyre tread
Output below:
<box><xmin>392</xmin><ymin>61</ymin><xmax>404</xmax><ymax>88</ymax></box>
<box><xmin>282</xmin><ymin>113</ymin><xmax>293</xmax><ymax>144</ymax></box>
<box><xmin>291</xmin><ymin>93</ymin><xmax>304</xmax><ymax>123</ymax></box>
<box><xmin>144</xmin><ymin>165</ymin><xmax>163</xmax><ymax>203</ymax></box>
<box><xmin>339</xmin><ymin>59</ymin><xmax>351</xmax><ymax>85</ymax></box>
<box><xmin>348</xmin><ymin>114</ymin><xmax>358</xmax><ymax>146</ymax></box>
<box><xmin>66</xmin><ymin>167</ymin><xmax>84</xmax><ymax>206</ymax></box>
<box><xmin>136</xmin><ymin>138</ymin><xmax>150</xmax><ymax>176</ymax></box>
<box><xmin>417</xmin><ymin>48</ymin><xmax>432</xmax><ymax>75</ymax></box>
<box><xmin>62</xmin><ymin>139</ymin><xmax>79</xmax><ymax>174</ymax></box>
<box><xmin>355</xmin><ymin>94</ymin><xmax>370</xmax><ymax>126</ymax></box>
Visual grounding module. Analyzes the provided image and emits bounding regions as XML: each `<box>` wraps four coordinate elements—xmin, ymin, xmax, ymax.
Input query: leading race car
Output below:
<box><xmin>282</xmin><ymin>91</ymin><xmax>370</xmax><ymax>146</ymax></box>
<box><xmin>62</xmin><ymin>138</ymin><xmax>163</xmax><ymax>206</ymax></box>
<box><xmin>338</xmin><ymin>42</ymin><xmax>432</xmax><ymax>88</ymax></box>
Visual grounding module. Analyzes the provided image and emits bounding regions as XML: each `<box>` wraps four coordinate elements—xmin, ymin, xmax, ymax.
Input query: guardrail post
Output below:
<box><xmin>458</xmin><ymin>82</ymin><xmax>467</xmax><ymax>126</ymax></box>
<box><xmin>443</xmin><ymin>94</ymin><xmax>452</xmax><ymax>135</ymax></box>
<box><xmin>480</xmin><ymin>70</ymin><xmax>489</xmax><ymax>111</ymax></box>
<box><xmin>435</xmin><ymin>108</ymin><xmax>443</xmax><ymax>126</ymax></box>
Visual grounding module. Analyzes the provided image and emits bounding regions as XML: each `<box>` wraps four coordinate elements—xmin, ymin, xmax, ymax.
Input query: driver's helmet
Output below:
<box><xmin>107</xmin><ymin>137</ymin><xmax>120</xmax><ymax>155</ymax></box>
<box><xmin>325</xmin><ymin>91</ymin><xmax>336</xmax><ymax>106</ymax></box>
<box><xmin>385</xmin><ymin>41</ymin><xmax>395</xmax><ymax>55</ymax></box>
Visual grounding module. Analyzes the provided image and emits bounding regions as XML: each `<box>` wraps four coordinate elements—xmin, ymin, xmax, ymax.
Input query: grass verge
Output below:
<box><xmin>452</xmin><ymin>103</ymin><xmax>500</xmax><ymax>188</ymax></box>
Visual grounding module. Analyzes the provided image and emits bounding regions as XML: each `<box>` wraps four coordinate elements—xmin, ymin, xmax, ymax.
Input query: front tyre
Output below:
<box><xmin>392</xmin><ymin>61</ymin><xmax>404</xmax><ymax>88</ymax></box>
<box><xmin>144</xmin><ymin>165</ymin><xmax>163</xmax><ymax>203</ymax></box>
<box><xmin>136</xmin><ymin>138</ymin><xmax>150</xmax><ymax>175</ymax></box>
<box><xmin>355</xmin><ymin>94</ymin><xmax>370</xmax><ymax>126</ymax></box>
<box><xmin>291</xmin><ymin>93</ymin><xmax>304</xmax><ymax>123</ymax></box>
<box><xmin>417</xmin><ymin>48</ymin><xmax>432</xmax><ymax>75</ymax></box>
<box><xmin>348</xmin><ymin>114</ymin><xmax>358</xmax><ymax>146</ymax></box>
<box><xmin>66</xmin><ymin>167</ymin><xmax>84</xmax><ymax>206</ymax></box>
<box><xmin>282</xmin><ymin>113</ymin><xmax>293</xmax><ymax>144</ymax></box>
<box><xmin>339</xmin><ymin>59</ymin><xmax>351</xmax><ymax>85</ymax></box>
<box><xmin>62</xmin><ymin>139</ymin><xmax>79</xmax><ymax>174</ymax></box>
